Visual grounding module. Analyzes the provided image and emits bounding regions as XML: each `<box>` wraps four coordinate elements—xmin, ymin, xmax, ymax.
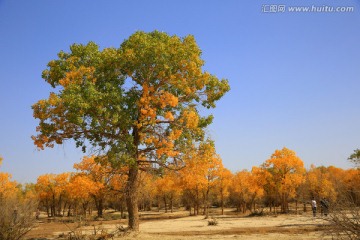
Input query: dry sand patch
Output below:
<box><xmin>27</xmin><ymin>212</ymin><xmax>332</xmax><ymax>239</ymax></box>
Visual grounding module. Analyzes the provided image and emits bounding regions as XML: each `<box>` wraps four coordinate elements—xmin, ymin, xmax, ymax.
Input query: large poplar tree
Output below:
<box><xmin>32</xmin><ymin>31</ymin><xmax>229</xmax><ymax>230</ymax></box>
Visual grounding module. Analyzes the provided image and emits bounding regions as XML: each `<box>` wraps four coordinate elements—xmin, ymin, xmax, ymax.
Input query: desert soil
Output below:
<box><xmin>26</xmin><ymin>210</ymin><xmax>332</xmax><ymax>240</ymax></box>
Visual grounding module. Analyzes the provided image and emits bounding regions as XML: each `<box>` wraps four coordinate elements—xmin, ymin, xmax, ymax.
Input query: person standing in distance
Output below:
<box><xmin>311</xmin><ymin>198</ymin><xmax>317</xmax><ymax>217</ymax></box>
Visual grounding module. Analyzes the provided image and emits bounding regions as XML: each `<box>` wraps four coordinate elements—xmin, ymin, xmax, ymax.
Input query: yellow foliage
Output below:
<box><xmin>66</xmin><ymin>174</ymin><xmax>101</xmax><ymax>201</ymax></box>
<box><xmin>154</xmin><ymin>171</ymin><xmax>181</xmax><ymax>199</ymax></box>
<box><xmin>59</xmin><ymin>66</ymin><xmax>96</xmax><ymax>87</ymax></box>
<box><xmin>261</xmin><ymin>147</ymin><xmax>305</xmax><ymax>211</ymax></box>
<box><xmin>180</xmin><ymin>110</ymin><xmax>199</xmax><ymax>129</ymax></box>
<box><xmin>180</xmin><ymin>142</ymin><xmax>222</xmax><ymax>195</ymax></box>
<box><xmin>164</xmin><ymin>111</ymin><xmax>174</xmax><ymax>121</ymax></box>
<box><xmin>169</xmin><ymin>129</ymin><xmax>182</xmax><ymax>140</ymax></box>
<box><xmin>306</xmin><ymin>166</ymin><xmax>337</xmax><ymax>201</ymax></box>
<box><xmin>0</xmin><ymin>172</ymin><xmax>18</xmax><ymax>199</ymax></box>
<box><xmin>216</xmin><ymin>166</ymin><xmax>233</xmax><ymax>200</ymax></box>
<box><xmin>35</xmin><ymin>173</ymin><xmax>70</xmax><ymax>202</ymax></box>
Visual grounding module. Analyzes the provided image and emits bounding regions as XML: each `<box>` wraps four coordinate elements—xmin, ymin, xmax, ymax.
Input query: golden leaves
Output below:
<box><xmin>261</xmin><ymin>147</ymin><xmax>306</xmax><ymax>201</ymax></box>
<box><xmin>35</xmin><ymin>173</ymin><xmax>71</xmax><ymax>201</ymax></box>
<box><xmin>59</xmin><ymin>66</ymin><xmax>96</xmax><ymax>87</ymax></box>
<box><xmin>180</xmin><ymin>109</ymin><xmax>199</xmax><ymax>129</ymax></box>
<box><xmin>169</xmin><ymin>129</ymin><xmax>182</xmax><ymax>140</ymax></box>
<box><xmin>180</xmin><ymin>142</ymin><xmax>222</xmax><ymax>193</ymax></box>
<box><xmin>155</xmin><ymin>139</ymin><xmax>175</xmax><ymax>158</ymax></box>
<box><xmin>0</xmin><ymin>172</ymin><xmax>18</xmax><ymax>199</ymax></box>
<box><xmin>164</xmin><ymin>111</ymin><xmax>174</xmax><ymax>121</ymax></box>
<box><xmin>48</xmin><ymin>92</ymin><xmax>60</xmax><ymax>105</ymax></box>
<box><xmin>66</xmin><ymin>175</ymin><xmax>101</xmax><ymax>201</ymax></box>
<box><xmin>31</xmin><ymin>135</ymin><xmax>51</xmax><ymax>150</ymax></box>
<box><xmin>154</xmin><ymin>171</ymin><xmax>181</xmax><ymax>198</ymax></box>
<box><xmin>138</xmin><ymin>84</ymin><xmax>179</xmax><ymax>123</ymax></box>
<box><xmin>159</xmin><ymin>92</ymin><xmax>178</xmax><ymax>108</ymax></box>
<box><xmin>73</xmin><ymin>155</ymin><xmax>112</xmax><ymax>183</ymax></box>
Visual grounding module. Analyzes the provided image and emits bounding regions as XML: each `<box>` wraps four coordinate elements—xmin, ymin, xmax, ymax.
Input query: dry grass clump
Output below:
<box><xmin>0</xmin><ymin>196</ymin><xmax>38</xmax><ymax>240</ymax></box>
<box><xmin>325</xmin><ymin>192</ymin><xmax>360</xmax><ymax>240</ymax></box>
<box><xmin>207</xmin><ymin>217</ymin><xmax>218</xmax><ymax>226</ymax></box>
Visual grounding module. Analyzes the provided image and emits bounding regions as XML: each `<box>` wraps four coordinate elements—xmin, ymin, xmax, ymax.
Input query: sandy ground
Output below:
<box><xmin>26</xmin><ymin>210</ymin><xmax>332</xmax><ymax>240</ymax></box>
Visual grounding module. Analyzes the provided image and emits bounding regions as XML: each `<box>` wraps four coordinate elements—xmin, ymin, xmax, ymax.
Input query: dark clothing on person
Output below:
<box><xmin>320</xmin><ymin>199</ymin><xmax>329</xmax><ymax>216</ymax></box>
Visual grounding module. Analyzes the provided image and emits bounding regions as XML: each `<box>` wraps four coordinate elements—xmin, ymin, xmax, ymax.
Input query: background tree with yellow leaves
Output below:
<box><xmin>0</xmin><ymin>156</ymin><xmax>18</xmax><ymax>200</ymax></box>
<box><xmin>229</xmin><ymin>170</ymin><xmax>253</xmax><ymax>213</ymax></box>
<box><xmin>305</xmin><ymin>165</ymin><xmax>337</xmax><ymax>201</ymax></box>
<box><xmin>32</xmin><ymin>31</ymin><xmax>229</xmax><ymax>230</ymax></box>
<box><xmin>261</xmin><ymin>147</ymin><xmax>305</xmax><ymax>213</ymax></box>
<box><xmin>154</xmin><ymin>171</ymin><xmax>181</xmax><ymax>213</ymax></box>
<box><xmin>35</xmin><ymin>173</ymin><xmax>70</xmax><ymax>217</ymax></box>
<box><xmin>180</xmin><ymin>140</ymin><xmax>222</xmax><ymax>217</ymax></box>
<box><xmin>73</xmin><ymin>155</ymin><xmax>121</xmax><ymax>218</ymax></box>
<box><xmin>65</xmin><ymin>174</ymin><xmax>100</xmax><ymax>217</ymax></box>
<box><xmin>137</xmin><ymin>172</ymin><xmax>157</xmax><ymax>212</ymax></box>
<box><xmin>215</xmin><ymin>166</ymin><xmax>233</xmax><ymax>215</ymax></box>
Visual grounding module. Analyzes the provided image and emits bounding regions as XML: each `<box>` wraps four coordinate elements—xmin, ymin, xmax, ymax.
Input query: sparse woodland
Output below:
<box><xmin>0</xmin><ymin>31</ymin><xmax>359</xmax><ymax>239</ymax></box>
<box><xmin>1</xmin><ymin>147</ymin><xmax>359</xmax><ymax>239</ymax></box>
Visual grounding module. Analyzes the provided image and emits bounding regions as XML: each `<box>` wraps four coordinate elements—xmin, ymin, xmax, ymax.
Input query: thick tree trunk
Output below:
<box><xmin>126</xmin><ymin>167</ymin><xmax>140</xmax><ymax>231</ymax></box>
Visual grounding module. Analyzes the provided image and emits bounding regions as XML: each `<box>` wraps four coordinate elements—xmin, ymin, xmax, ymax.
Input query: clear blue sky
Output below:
<box><xmin>1</xmin><ymin>0</ymin><xmax>359</xmax><ymax>183</ymax></box>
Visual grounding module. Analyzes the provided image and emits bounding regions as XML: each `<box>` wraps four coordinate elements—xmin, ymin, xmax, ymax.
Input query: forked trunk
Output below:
<box><xmin>126</xmin><ymin>167</ymin><xmax>140</xmax><ymax>231</ymax></box>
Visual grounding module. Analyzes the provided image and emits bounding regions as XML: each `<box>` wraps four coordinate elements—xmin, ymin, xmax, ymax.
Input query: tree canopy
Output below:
<box><xmin>32</xmin><ymin>30</ymin><xmax>229</xmax><ymax>170</ymax></box>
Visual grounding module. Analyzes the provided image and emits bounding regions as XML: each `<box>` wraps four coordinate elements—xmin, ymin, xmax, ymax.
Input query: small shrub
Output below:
<box><xmin>208</xmin><ymin>217</ymin><xmax>218</xmax><ymax>226</ymax></box>
<box><xmin>248</xmin><ymin>209</ymin><xmax>265</xmax><ymax>217</ymax></box>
